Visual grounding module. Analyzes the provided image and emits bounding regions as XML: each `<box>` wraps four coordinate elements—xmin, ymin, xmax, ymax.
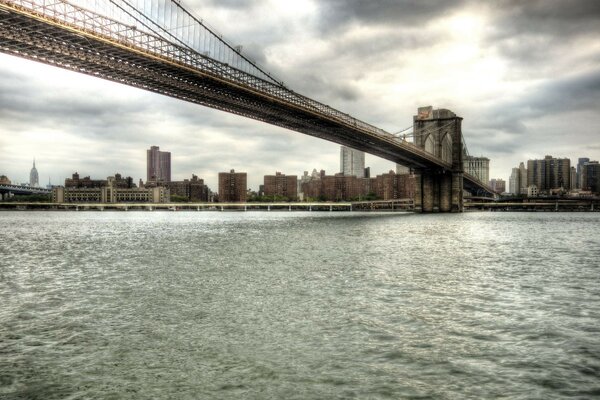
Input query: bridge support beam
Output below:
<box><xmin>414</xmin><ymin>171</ymin><xmax>463</xmax><ymax>213</ymax></box>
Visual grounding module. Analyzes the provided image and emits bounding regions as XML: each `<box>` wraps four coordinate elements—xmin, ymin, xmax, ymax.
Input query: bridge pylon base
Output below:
<box><xmin>414</xmin><ymin>171</ymin><xmax>463</xmax><ymax>213</ymax></box>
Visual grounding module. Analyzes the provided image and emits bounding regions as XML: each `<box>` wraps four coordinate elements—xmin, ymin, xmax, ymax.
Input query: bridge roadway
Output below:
<box><xmin>0</xmin><ymin>0</ymin><xmax>492</xmax><ymax>196</ymax></box>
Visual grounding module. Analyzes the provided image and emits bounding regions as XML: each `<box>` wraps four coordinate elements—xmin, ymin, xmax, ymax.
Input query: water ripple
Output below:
<box><xmin>1</xmin><ymin>211</ymin><xmax>599</xmax><ymax>398</ymax></box>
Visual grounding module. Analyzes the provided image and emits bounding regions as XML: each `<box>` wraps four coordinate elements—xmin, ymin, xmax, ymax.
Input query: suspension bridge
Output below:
<box><xmin>0</xmin><ymin>0</ymin><xmax>494</xmax><ymax>212</ymax></box>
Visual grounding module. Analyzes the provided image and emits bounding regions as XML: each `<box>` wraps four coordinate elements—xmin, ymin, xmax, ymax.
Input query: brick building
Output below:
<box><xmin>146</xmin><ymin>174</ymin><xmax>209</xmax><ymax>202</ymax></box>
<box><xmin>218</xmin><ymin>169</ymin><xmax>247</xmax><ymax>202</ymax></box>
<box><xmin>263</xmin><ymin>172</ymin><xmax>298</xmax><ymax>200</ymax></box>
<box><xmin>373</xmin><ymin>171</ymin><xmax>415</xmax><ymax>200</ymax></box>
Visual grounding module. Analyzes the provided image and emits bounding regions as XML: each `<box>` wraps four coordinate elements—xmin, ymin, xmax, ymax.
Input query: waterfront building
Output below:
<box><xmin>298</xmin><ymin>169</ymin><xmax>324</xmax><ymax>200</ymax></box>
<box><xmin>464</xmin><ymin>156</ymin><xmax>489</xmax><ymax>184</ymax></box>
<box><xmin>577</xmin><ymin>157</ymin><xmax>590</xmax><ymax>189</ymax></box>
<box><xmin>146</xmin><ymin>174</ymin><xmax>210</xmax><ymax>202</ymax></box>
<box><xmin>53</xmin><ymin>175</ymin><xmax>169</xmax><ymax>203</ymax></box>
<box><xmin>570</xmin><ymin>167</ymin><xmax>577</xmax><ymax>190</ymax></box>
<box><xmin>489</xmin><ymin>179</ymin><xmax>506</xmax><ymax>194</ymax></box>
<box><xmin>373</xmin><ymin>170</ymin><xmax>415</xmax><ymax>200</ymax></box>
<box><xmin>301</xmin><ymin>171</ymin><xmax>363</xmax><ymax>201</ymax></box>
<box><xmin>65</xmin><ymin>172</ymin><xmax>106</xmax><ymax>188</ymax></box>
<box><xmin>29</xmin><ymin>159</ymin><xmax>39</xmax><ymax>188</ymax></box>
<box><xmin>527</xmin><ymin>185</ymin><xmax>539</xmax><ymax>197</ymax></box>
<box><xmin>509</xmin><ymin>168</ymin><xmax>519</xmax><ymax>195</ymax></box>
<box><xmin>218</xmin><ymin>169</ymin><xmax>247</xmax><ymax>202</ymax></box>
<box><xmin>527</xmin><ymin>156</ymin><xmax>571</xmax><ymax>193</ymax></box>
<box><xmin>147</xmin><ymin>146</ymin><xmax>171</xmax><ymax>182</ymax></box>
<box><xmin>0</xmin><ymin>175</ymin><xmax>11</xmax><ymax>185</ymax></box>
<box><xmin>168</xmin><ymin>175</ymin><xmax>209</xmax><ymax>202</ymax></box>
<box><xmin>65</xmin><ymin>172</ymin><xmax>134</xmax><ymax>189</ymax></box>
<box><xmin>321</xmin><ymin>174</ymin><xmax>366</xmax><ymax>201</ymax></box>
<box><xmin>518</xmin><ymin>162</ymin><xmax>528</xmax><ymax>194</ymax></box>
<box><xmin>301</xmin><ymin>170</ymin><xmax>414</xmax><ymax>201</ymax></box>
<box><xmin>263</xmin><ymin>172</ymin><xmax>298</xmax><ymax>200</ymax></box>
<box><xmin>340</xmin><ymin>146</ymin><xmax>365</xmax><ymax>178</ymax></box>
<box><xmin>581</xmin><ymin>161</ymin><xmax>600</xmax><ymax>194</ymax></box>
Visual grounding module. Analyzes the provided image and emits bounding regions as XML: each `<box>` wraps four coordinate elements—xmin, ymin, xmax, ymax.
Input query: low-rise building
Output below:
<box><xmin>300</xmin><ymin>170</ymin><xmax>414</xmax><ymax>201</ymax></box>
<box><xmin>263</xmin><ymin>172</ymin><xmax>298</xmax><ymax>200</ymax></box>
<box><xmin>0</xmin><ymin>175</ymin><xmax>11</xmax><ymax>185</ymax></box>
<box><xmin>373</xmin><ymin>171</ymin><xmax>415</xmax><ymax>200</ymax></box>
<box><xmin>527</xmin><ymin>185</ymin><xmax>539</xmax><ymax>197</ymax></box>
<box><xmin>53</xmin><ymin>175</ymin><xmax>169</xmax><ymax>203</ymax></box>
<box><xmin>146</xmin><ymin>174</ymin><xmax>209</xmax><ymax>202</ymax></box>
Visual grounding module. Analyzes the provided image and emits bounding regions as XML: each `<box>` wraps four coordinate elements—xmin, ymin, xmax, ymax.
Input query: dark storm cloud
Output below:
<box><xmin>489</xmin><ymin>0</ymin><xmax>600</xmax><ymax>38</ymax></box>
<box><xmin>483</xmin><ymin>0</ymin><xmax>600</xmax><ymax>74</ymax></box>
<box><xmin>477</xmin><ymin>69</ymin><xmax>600</xmax><ymax>131</ymax></box>
<box><xmin>319</xmin><ymin>0</ymin><xmax>466</xmax><ymax>30</ymax></box>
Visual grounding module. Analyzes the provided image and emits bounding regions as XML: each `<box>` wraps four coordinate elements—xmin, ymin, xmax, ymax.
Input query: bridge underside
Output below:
<box><xmin>0</xmin><ymin>7</ymin><xmax>444</xmax><ymax>168</ymax></box>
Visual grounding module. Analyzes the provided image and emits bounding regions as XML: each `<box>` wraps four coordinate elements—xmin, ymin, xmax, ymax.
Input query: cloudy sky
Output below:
<box><xmin>1</xmin><ymin>0</ymin><xmax>600</xmax><ymax>190</ymax></box>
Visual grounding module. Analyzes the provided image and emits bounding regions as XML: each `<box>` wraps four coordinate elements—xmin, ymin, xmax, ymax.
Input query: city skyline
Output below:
<box><xmin>1</xmin><ymin>1</ymin><xmax>600</xmax><ymax>189</ymax></box>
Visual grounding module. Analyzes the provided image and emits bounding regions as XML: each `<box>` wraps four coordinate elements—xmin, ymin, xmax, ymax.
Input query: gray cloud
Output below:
<box><xmin>319</xmin><ymin>0</ymin><xmax>467</xmax><ymax>31</ymax></box>
<box><xmin>482</xmin><ymin>0</ymin><xmax>600</xmax><ymax>77</ymax></box>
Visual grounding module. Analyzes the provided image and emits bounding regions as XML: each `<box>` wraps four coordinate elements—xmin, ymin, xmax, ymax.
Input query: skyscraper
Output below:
<box><xmin>577</xmin><ymin>158</ymin><xmax>590</xmax><ymax>189</ymax></box>
<box><xmin>509</xmin><ymin>162</ymin><xmax>528</xmax><ymax>195</ymax></box>
<box><xmin>518</xmin><ymin>162</ymin><xmax>528</xmax><ymax>194</ymax></box>
<box><xmin>581</xmin><ymin>161</ymin><xmax>600</xmax><ymax>193</ymax></box>
<box><xmin>509</xmin><ymin>168</ymin><xmax>519</xmax><ymax>194</ymax></box>
<box><xmin>464</xmin><ymin>156</ymin><xmax>490</xmax><ymax>184</ymax></box>
<box><xmin>340</xmin><ymin>146</ymin><xmax>365</xmax><ymax>178</ymax></box>
<box><xmin>146</xmin><ymin>146</ymin><xmax>171</xmax><ymax>182</ymax></box>
<box><xmin>29</xmin><ymin>159</ymin><xmax>39</xmax><ymax>187</ymax></box>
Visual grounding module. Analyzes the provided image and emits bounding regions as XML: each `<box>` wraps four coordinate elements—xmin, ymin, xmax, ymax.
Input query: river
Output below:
<box><xmin>1</xmin><ymin>211</ymin><xmax>599</xmax><ymax>399</ymax></box>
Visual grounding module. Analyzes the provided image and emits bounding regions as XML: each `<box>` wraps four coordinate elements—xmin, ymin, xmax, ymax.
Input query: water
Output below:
<box><xmin>1</xmin><ymin>211</ymin><xmax>599</xmax><ymax>399</ymax></box>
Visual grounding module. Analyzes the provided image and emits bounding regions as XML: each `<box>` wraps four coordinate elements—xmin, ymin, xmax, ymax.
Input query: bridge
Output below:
<box><xmin>0</xmin><ymin>183</ymin><xmax>51</xmax><ymax>199</ymax></box>
<box><xmin>0</xmin><ymin>0</ymin><xmax>494</xmax><ymax>212</ymax></box>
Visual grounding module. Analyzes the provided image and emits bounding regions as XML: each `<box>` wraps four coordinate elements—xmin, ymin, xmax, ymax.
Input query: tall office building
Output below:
<box><xmin>464</xmin><ymin>156</ymin><xmax>489</xmax><ymax>184</ymax></box>
<box><xmin>29</xmin><ymin>159</ymin><xmax>39</xmax><ymax>188</ymax></box>
<box><xmin>146</xmin><ymin>146</ymin><xmax>171</xmax><ymax>182</ymax></box>
<box><xmin>527</xmin><ymin>155</ymin><xmax>570</xmax><ymax>193</ymax></box>
<box><xmin>340</xmin><ymin>146</ymin><xmax>365</xmax><ymax>178</ymax></box>
<box><xmin>218</xmin><ymin>169</ymin><xmax>247</xmax><ymax>202</ymax></box>
<box><xmin>577</xmin><ymin>157</ymin><xmax>590</xmax><ymax>189</ymax></box>
<box><xmin>489</xmin><ymin>179</ymin><xmax>506</xmax><ymax>194</ymax></box>
<box><xmin>509</xmin><ymin>168</ymin><xmax>519</xmax><ymax>194</ymax></box>
<box><xmin>509</xmin><ymin>162</ymin><xmax>528</xmax><ymax>195</ymax></box>
<box><xmin>518</xmin><ymin>162</ymin><xmax>528</xmax><ymax>194</ymax></box>
<box><xmin>581</xmin><ymin>161</ymin><xmax>600</xmax><ymax>193</ymax></box>
<box><xmin>570</xmin><ymin>167</ymin><xmax>577</xmax><ymax>190</ymax></box>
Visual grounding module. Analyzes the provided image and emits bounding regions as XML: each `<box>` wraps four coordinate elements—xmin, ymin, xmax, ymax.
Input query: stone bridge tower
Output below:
<box><xmin>412</xmin><ymin>106</ymin><xmax>463</xmax><ymax>212</ymax></box>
